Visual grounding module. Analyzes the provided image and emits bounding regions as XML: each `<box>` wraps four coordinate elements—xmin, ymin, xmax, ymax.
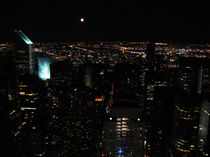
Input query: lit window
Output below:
<box><xmin>117</xmin><ymin>118</ymin><xmax>121</xmax><ymax>121</ymax></box>
<box><xmin>19</xmin><ymin>92</ymin><xmax>25</xmax><ymax>95</ymax></box>
<box><xmin>122</xmin><ymin>118</ymin><xmax>129</xmax><ymax>121</ymax></box>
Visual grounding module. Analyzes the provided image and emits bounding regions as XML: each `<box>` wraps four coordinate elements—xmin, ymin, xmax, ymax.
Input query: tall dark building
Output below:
<box><xmin>171</xmin><ymin>91</ymin><xmax>201</xmax><ymax>157</ymax></box>
<box><xmin>0</xmin><ymin>55</ymin><xmax>19</xmax><ymax>156</ymax></box>
<box><xmin>177</xmin><ymin>57</ymin><xmax>210</xmax><ymax>96</ymax></box>
<box><xmin>145</xmin><ymin>41</ymin><xmax>165</xmax><ymax>73</ymax></box>
<box><xmin>14</xmin><ymin>30</ymin><xmax>36</xmax><ymax>76</ymax></box>
<box><xmin>169</xmin><ymin>57</ymin><xmax>210</xmax><ymax>157</ymax></box>
<box><xmin>12</xmin><ymin>74</ymin><xmax>48</xmax><ymax>157</ymax></box>
<box><xmin>143</xmin><ymin>42</ymin><xmax>173</xmax><ymax>157</ymax></box>
<box><xmin>198</xmin><ymin>100</ymin><xmax>210</xmax><ymax>157</ymax></box>
<box><xmin>144</xmin><ymin>82</ymin><xmax>173</xmax><ymax>157</ymax></box>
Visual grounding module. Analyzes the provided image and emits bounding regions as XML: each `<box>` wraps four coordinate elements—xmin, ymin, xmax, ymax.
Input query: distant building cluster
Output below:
<box><xmin>0</xmin><ymin>32</ymin><xmax>210</xmax><ymax>157</ymax></box>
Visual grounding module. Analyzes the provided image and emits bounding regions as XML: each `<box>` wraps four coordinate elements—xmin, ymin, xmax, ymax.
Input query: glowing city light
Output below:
<box><xmin>16</xmin><ymin>30</ymin><xmax>33</xmax><ymax>45</ymax></box>
<box><xmin>20</xmin><ymin>107</ymin><xmax>37</xmax><ymax>110</ymax></box>
<box><xmin>38</xmin><ymin>57</ymin><xmax>52</xmax><ymax>80</ymax></box>
<box><xmin>95</xmin><ymin>96</ymin><xmax>104</xmax><ymax>101</ymax></box>
<box><xmin>118</xmin><ymin>148</ymin><xmax>124</xmax><ymax>154</ymax></box>
<box><xmin>80</xmin><ymin>18</ymin><xmax>84</xmax><ymax>22</ymax></box>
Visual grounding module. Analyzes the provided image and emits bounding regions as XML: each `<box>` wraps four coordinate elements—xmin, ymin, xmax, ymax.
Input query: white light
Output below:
<box><xmin>137</xmin><ymin>118</ymin><xmax>141</xmax><ymax>121</ymax></box>
<box><xmin>122</xmin><ymin>117</ymin><xmax>129</xmax><ymax>121</ymax></box>
<box><xmin>109</xmin><ymin>117</ymin><xmax>112</xmax><ymax>120</ymax></box>
<box><xmin>80</xmin><ymin>18</ymin><xmax>84</xmax><ymax>22</ymax></box>
<box><xmin>20</xmin><ymin>107</ymin><xmax>37</xmax><ymax>110</ymax></box>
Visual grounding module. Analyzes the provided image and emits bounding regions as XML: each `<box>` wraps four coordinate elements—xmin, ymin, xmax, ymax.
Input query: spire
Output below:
<box><xmin>15</xmin><ymin>30</ymin><xmax>33</xmax><ymax>45</ymax></box>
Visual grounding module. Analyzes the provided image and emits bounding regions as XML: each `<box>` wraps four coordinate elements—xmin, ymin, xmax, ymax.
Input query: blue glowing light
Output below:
<box><xmin>38</xmin><ymin>57</ymin><xmax>52</xmax><ymax>80</ymax></box>
<box><xmin>118</xmin><ymin>148</ymin><xmax>124</xmax><ymax>154</ymax></box>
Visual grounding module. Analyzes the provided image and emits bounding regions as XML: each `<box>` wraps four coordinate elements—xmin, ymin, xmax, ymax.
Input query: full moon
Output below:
<box><xmin>80</xmin><ymin>18</ymin><xmax>84</xmax><ymax>22</ymax></box>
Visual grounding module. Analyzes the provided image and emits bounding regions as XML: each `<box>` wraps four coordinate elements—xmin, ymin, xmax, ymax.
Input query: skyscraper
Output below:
<box><xmin>177</xmin><ymin>57</ymin><xmax>210</xmax><ymax>96</ymax></box>
<box><xmin>171</xmin><ymin>91</ymin><xmax>201</xmax><ymax>157</ymax></box>
<box><xmin>15</xmin><ymin>30</ymin><xmax>35</xmax><ymax>75</ymax></box>
<box><xmin>170</xmin><ymin>57</ymin><xmax>210</xmax><ymax>157</ymax></box>
<box><xmin>14</xmin><ymin>74</ymin><xmax>48</xmax><ymax>157</ymax></box>
<box><xmin>197</xmin><ymin>100</ymin><xmax>210</xmax><ymax>157</ymax></box>
<box><xmin>144</xmin><ymin>41</ymin><xmax>172</xmax><ymax>157</ymax></box>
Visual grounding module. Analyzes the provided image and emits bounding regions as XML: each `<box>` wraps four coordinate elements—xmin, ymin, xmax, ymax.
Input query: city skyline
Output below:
<box><xmin>1</xmin><ymin>35</ymin><xmax>210</xmax><ymax>156</ymax></box>
<box><xmin>1</xmin><ymin>2</ymin><xmax>210</xmax><ymax>157</ymax></box>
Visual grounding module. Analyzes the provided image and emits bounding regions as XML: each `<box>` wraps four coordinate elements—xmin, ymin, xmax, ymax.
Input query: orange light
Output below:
<box><xmin>21</xmin><ymin>121</ymin><xmax>27</xmax><ymax>126</ymax></box>
<box><xmin>95</xmin><ymin>96</ymin><xmax>104</xmax><ymax>102</ymax></box>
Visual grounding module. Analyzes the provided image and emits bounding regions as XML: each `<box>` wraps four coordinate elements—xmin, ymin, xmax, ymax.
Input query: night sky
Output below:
<box><xmin>1</xmin><ymin>1</ymin><xmax>209</xmax><ymax>43</ymax></box>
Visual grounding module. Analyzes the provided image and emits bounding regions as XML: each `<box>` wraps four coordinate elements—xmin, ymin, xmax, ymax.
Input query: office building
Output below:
<box><xmin>14</xmin><ymin>74</ymin><xmax>48</xmax><ymax>157</ymax></box>
<box><xmin>197</xmin><ymin>100</ymin><xmax>210</xmax><ymax>157</ymax></box>
<box><xmin>14</xmin><ymin>30</ymin><xmax>36</xmax><ymax>75</ymax></box>
<box><xmin>177</xmin><ymin>57</ymin><xmax>210</xmax><ymax>96</ymax></box>
<box><xmin>171</xmin><ymin>91</ymin><xmax>201</xmax><ymax>157</ymax></box>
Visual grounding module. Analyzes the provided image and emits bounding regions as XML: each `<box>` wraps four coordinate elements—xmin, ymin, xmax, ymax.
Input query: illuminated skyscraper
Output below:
<box><xmin>15</xmin><ymin>30</ymin><xmax>35</xmax><ymax>75</ymax></box>
<box><xmin>15</xmin><ymin>74</ymin><xmax>48</xmax><ymax>157</ymax></box>
<box><xmin>38</xmin><ymin>57</ymin><xmax>52</xmax><ymax>80</ymax></box>
<box><xmin>17</xmin><ymin>75</ymin><xmax>44</xmax><ymax>116</ymax></box>
<box><xmin>171</xmin><ymin>92</ymin><xmax>201</xmax><ymax>157</ymax></box>
<box><xmin>169</xmin><ymin>58</ymin><xmax>210</xmax><ymax>157</ymax></box>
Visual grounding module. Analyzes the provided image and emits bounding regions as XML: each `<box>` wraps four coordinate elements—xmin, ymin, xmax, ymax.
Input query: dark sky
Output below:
<box><xmin>1</xmin><ymin>1</ymin><xmax>209</xmax><ymax>43</ymax></box>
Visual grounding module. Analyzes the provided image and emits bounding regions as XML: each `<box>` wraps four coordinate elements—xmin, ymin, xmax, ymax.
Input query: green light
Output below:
<box><xmin>17</xmin><ymin>30</ymin><xmax>33</xmax><ymax>45</ymax></box>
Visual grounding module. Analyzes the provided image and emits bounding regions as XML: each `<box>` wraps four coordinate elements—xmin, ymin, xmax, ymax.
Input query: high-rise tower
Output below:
<box><xmin>15</xmin><ymin>30</ymin><xmax>34</xmax><ymax>75</ymax></box>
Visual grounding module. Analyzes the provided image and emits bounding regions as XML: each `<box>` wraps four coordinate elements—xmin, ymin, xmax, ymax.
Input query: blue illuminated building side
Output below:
<box><xmin>38</xmin><ymin>57</ymin><xmax>52</xmax><ymax>80</ymax></box>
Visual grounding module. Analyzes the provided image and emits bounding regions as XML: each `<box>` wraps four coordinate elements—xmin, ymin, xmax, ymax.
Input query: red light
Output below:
<box><xmin>20</xmin><ymin>30</ymin><xmax>22</xmax><ymax>32</ymax></box>
<box><xmin>14</xmin><ymin>29</ymin><xmax>16</xmax><ymax>32</ymax></box>
<box><xmin>29</xmin><ymin>62</ymin><xmax>32</xmax><ymax>65</ymax></box>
